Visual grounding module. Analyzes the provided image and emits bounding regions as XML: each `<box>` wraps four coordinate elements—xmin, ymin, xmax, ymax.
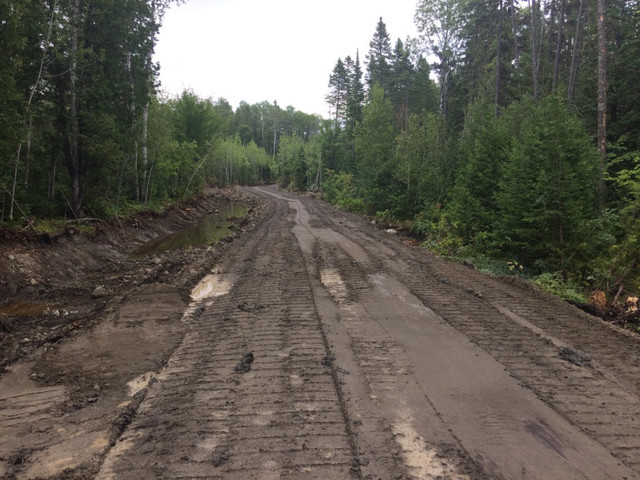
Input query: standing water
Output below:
<box><xmin>131</xmin><ymin>202</ymin><xmax>248</xmax><ymax>257</ymax></box>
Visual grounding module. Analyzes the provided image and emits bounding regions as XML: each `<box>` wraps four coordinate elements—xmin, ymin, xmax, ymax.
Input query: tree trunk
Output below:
<box><xmin>125</xmin><ymin>50</ymin><xmax>140</xmax><ymax>202</ymax></box>
<box><xmin>273</xmin><ymin>128</ymin><xmax>277</xmax><ymax>156</ymax></box>
<box><xmin>23</xmin><ymin>123</ymin><xmax>32</xmax><ymax>190</ymax></box>
<box><xmin>48</xmin><ymin>151</ymin><xmax>59</xmax><ymax>203</ymax></box>
<box><xmin>509</xmin><ymin>0</ymin><xmax>520</xmax><ymax>69</ymax></box>
<box><xmin>567</xmin><ymin>0</ymin><xmax>585</xmax><ymax>100</ymax></box>
<box><xmin>439</xmin><ymin>62</ymin><xmax>448</xmax><ymax>116</ymax></box>
<box><xmin>8</xmin><ymin>144</ymin><xmax>21</xmax><ymax>220</ymax></box>
<box><xmin>597</xmin><ymin>0</ymin><xmax>607</xmax><ymax>203</ymax></box>
<box><xmin>142</xmin><ymin>1</ymin><xmax>156</xmax><ymax>204</ymax></box>
<box><xmin>141</xmin><ymin>102</ymin><xmax>149</xmax><ymax>202</ymax></box>
<box><xmin>144</xmin><ymin>163</ymin><xmax>154</xmax><ymax>204</ymax></box>
<box><xmin>495</xmin><ymin>0</ymin><xmax>504</xmax><ymax>115</ymax></box>
<box><xmin>530</xmin><ymin>0</ymin><xmax>540</xmax><ymax>101</ymax></box>
<box><xmin>68</xmin><ymin>0</ymin><xmax>82</xmax><ymax>217</ymax></box>
<box><xmin>552</xmin><ymin>0</ymin><xmax>566</xmax><ymax>92</ymax></box>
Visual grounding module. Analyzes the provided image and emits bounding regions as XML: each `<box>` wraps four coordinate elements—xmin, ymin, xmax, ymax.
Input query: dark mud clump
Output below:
<box><xmin>234</xmin><ymin>352</ymin><xmax>254</xmax><ymax>373</ymax></box>
<box><xmin>558</xmin><ymin>346</ymin><xmax>591</xmax><ymax>366</ymax></box>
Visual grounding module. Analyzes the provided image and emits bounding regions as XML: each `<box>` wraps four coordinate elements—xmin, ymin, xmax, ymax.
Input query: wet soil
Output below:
<box><xmin>1</xmin><ymin>185</ymin><xmax>640</xmax><ymax>479</ymax></box>
<box><xmin>0</xmin><ymin>187</ymin><xmax>260</xmax><ymax>479</ymax></box>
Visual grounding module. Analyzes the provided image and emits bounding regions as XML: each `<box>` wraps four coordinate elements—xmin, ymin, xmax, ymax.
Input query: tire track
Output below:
<box><xmin>318</xmin><ymin>201</ymin><xmax>640</xmax><ymax>472</ymax></box>
<box><xmin>97</xmin><ymin>192</ymin><xmax>358</xmax><ymax>479</ymax></box>
<box><xmin>269</xmin><ymin>189</ymin><xmax>488</xmax><ymax>479</ymax></box>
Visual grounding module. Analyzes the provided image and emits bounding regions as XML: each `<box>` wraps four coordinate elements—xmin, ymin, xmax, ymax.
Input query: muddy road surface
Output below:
<box><xmin>2</xmin><ymin>186</ymin><xmax>640</xmax><ymax>479</ymax></box>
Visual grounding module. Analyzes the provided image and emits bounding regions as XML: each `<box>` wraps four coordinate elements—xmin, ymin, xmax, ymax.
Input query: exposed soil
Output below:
<box><xmin>1</xmin><ymin>186</ymin><xmax>640</xmax><ymax>479</ymax></box>
<box><xmin>0</xmin><ymin>187</ymin><xmax>261</xmax><ymax>479</ymax></box>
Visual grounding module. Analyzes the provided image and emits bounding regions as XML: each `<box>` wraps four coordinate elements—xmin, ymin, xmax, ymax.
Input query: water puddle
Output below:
<box><xmin>179</xmin><ymin>271</ymin><xmax>235</xmax><ymax>325</ymax></box>
<box><xmin>131</xmin><ymin>202</ymin><xmax>248</xmax><ymax>257</ymax></box>
<box><xmin>0</xmin><ymin>300</ymin><xmax>75</xmax><ymax>316</ymax></box>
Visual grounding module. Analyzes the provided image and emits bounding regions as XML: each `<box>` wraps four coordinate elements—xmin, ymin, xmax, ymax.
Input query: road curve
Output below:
<box><xmin>97</xmin><ymin>186</ymin><xmax>640</xmax><ymax>479</ymax></box>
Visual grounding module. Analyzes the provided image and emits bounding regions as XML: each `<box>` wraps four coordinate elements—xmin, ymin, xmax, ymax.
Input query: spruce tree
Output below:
<box><xmin>495</xmin><ymin>97</ymin><xmax>600</xmax><ymax>271</ymax></box>
<box><xmin>354</xmin><ymin>85</ymin><xmax>395</xmax><ymax>214</ymax></box>
<box><xmin>366</xmin><ymin>18</ymin><xmax>393</xmax><ymax>93</ymax></box>
<box><xmin>345</xmin><ymin>52</ymin><xmax>365</xmax><ymax>135</ymax></box>
<box><xmin>326</xmin><ymin>58</ymin><xmax>349</xmax><ymax>126</ymax></box>
<box><xmin>390</xmin><ymin>38</ymin><xmax>413</xmax><ymax>129</ymax></box>
<box><xmin>408</xmin><ymin>55</ymin><xmax>439</xmax><ymax>116</ymax></box>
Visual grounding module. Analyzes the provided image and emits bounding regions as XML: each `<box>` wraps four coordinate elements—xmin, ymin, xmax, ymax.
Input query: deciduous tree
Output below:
<box><xmin>415</xmin><ymin>0</ymin><xmax>465</xmax><ymax>115</ymax></box>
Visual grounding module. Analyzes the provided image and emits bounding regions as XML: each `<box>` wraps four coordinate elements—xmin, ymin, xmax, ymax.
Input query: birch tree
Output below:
<box><xmin>415</xmin><ymin>0</ymin><xmax>465</xmax><ymax>116</ymax></box>
<box><xmin>597</xmin><ymin>0</ymin><xmax>607</xmax><ymax>202</ymax></box>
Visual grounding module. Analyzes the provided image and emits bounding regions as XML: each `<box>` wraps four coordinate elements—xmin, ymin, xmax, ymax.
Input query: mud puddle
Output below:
<box><xmin>0</xmin><ymin>300</ymin><xmax>76</xmax><ymax>317</ymax></box>
<box><xmin>131</xmin><ymin>202</ymin><xmax>248</xmax><ymax>257</ymax></box>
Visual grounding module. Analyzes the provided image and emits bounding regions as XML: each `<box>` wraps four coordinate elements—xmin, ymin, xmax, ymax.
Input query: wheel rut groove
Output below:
<box><xmin>94</xmin><ymin>187</ymin><xmax>640</xmax><ymax>479</ymax></box>
<box><xmin>97</xmin><ymin>193</ymin><xmax>359</xmax><ymax>479</ymax></box>
<box><xmin>322</xmin><ymin>201</ymin><xmax>640</xmax><ymax>473</ymax></box>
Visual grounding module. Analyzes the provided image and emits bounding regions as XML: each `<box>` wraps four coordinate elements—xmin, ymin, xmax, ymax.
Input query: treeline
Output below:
<box><xmin>281</xmin><ymin>2</ymin><xmax>640</xmax><ymax>300</ymax></box>
<box><xmin>0</xmin><ymin>1</ymin><xmax>321</xmax><ymax>220</ymax></box>
<box><xmin>3</xmin><ymin>1</ymin><xmax>639</xmax><ymax>299</ymax></box>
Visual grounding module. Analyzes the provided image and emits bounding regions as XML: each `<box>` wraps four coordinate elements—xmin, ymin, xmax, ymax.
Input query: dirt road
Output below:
<box><xmin>2</xmin><ymin>186</ymin><xmax>640</xmax><ymax>479</ymax></box>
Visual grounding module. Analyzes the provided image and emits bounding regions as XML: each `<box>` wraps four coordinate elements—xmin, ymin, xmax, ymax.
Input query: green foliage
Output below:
<box><xmin>607</xmin><ymin>150</ymin><xmax>640</xmax><ymax>291</ymax></box>
<box><xmin>408</xmin><ymin>55</ymin><xmax>439</xmax><ymax>116</ymax></box>
<box><xmin>415</xmin><ymin>212</ymin><xmax>463</xmax><ymax>257</ymax></box>
<box><xmin>277</xmin><ymin>135</ymin><xmax>306</xmax><ymax>190</ymax></box>
<box><xmin>533</xmin><ymin>272</ymin><xmax>589</xmax><ymax>304</ymax></box>
<box><xmin>494</xmin><ymin>97</ymin><xmax>601</xmax><ymax>273</ymax></box>
<box><xmin>322</xmin><ymin>170</ymin><xmax>366</xmax><ymax>213</ymax></box>
<box><xmin>275</xmin><ymin>134</ymin><xmax>323</xmax><ymax>192</ymax></box>
<box><xmin>169</xmin><ymin>90</ymin><xmax>225</xmax><ymax>156</ymax></box>
<box><xmin>366</xmin><ymin>18</ymin><xmax>393</xmax><ymax>92</ymax></box>
<box><xmin>354</xmin><ymin>85</ymin><xmax>396</xmax><ymax>214</ymax></box>
<box><xmin>345</xmin><ymin>53</ymin><xmax>365</xmax><ymax>134</ymax></box>
<box><xmin>213</xmin><ymin>137</ymin><xmax>272</xmax><ymax>187</ymax></box>
<box><xmin>396</xmin><ymin>111</ymin><xmax>456</xmax><ymax>218</ymax></box>
<box><xmin>448</xmin><ymin>101</ymin><xmax>509</xmax><ymax>242</ymax></box>
<box><xmin>446</xmin><ymin>97</ymin><xmax>606</xmax><ymax>279</ymax></box>
<box><xmin>327</xmin><ymin>58</ymin><xmax>349</xmax><ymax>124</ymax></box>
<box><xmin>415</xmin><ymin>0</ymin><xmax>464</xmax><ymax>114</ymax></box>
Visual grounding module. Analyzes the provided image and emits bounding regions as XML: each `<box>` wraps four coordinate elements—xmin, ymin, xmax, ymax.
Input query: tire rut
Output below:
<box><xmin>97</xmin><ymin>187</ymin><xmax>640</xmax><ymax>479</ymax></box>
<box><xmin>97</xmin><ymin>193</ymin><xmax>359</xmax><ymax>479</ymax></box>
<box><xmin>318</xmin><ymin>198</ymin><xmax>640</xmax><ymax>472</ymax></box>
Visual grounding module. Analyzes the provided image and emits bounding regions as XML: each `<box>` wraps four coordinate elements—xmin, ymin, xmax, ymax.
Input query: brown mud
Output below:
<box><xmin>0</xmin><ymin>187</ymin><xmax>261</xmax><ymax>479</ymax></box>
<box><xmin>1</xmin><ymin>185</ymin><xmax>640</xmax><ymax>479</ymax></box>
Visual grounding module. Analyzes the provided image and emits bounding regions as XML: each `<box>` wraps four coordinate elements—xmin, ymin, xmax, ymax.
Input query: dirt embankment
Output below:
<box><xmin>0</xmin><ymin>187</ymin><xmax>264</xmax><ymax>480</ymax></box>
<box><xmin>0</xmin><ymin>187</ymin><xmax>261</xmax><ymax>371</ymax></box>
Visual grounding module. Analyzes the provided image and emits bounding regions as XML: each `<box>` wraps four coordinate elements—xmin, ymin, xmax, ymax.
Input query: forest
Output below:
<box><xmin>1</xmin><ymin>0</ymin><xmax>639</xmax><ymax>303</ymax></box>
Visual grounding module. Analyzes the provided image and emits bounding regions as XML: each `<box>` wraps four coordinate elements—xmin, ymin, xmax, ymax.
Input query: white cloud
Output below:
<box><xmin>154</xmin><ymin>0</ymin><xmax>420</xmax><ymax>116</ymax></box>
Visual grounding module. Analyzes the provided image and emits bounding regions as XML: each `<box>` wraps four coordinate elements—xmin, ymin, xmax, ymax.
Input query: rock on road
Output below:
<box><xmin>4</xmin><ymin>186</ymin><xmax>639</xmax><ymax>479</ymax></box>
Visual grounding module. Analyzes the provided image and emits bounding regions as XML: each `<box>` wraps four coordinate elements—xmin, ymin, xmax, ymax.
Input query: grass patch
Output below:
<box><xmin>32</xmin><ymin>219</ymin><xmax>97</xmax><ymax>236</ymax></box>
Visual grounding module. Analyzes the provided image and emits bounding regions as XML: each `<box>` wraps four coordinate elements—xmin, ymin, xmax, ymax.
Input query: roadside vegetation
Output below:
<box><xmin>2</xmin><ymin>0</ymin><xmax>639</xmax><ymax>306</ymax></box>
<box><xmin>304</xmin><ymin>2</ymin><xmax>640</xmax><ymax>308</ymax></box>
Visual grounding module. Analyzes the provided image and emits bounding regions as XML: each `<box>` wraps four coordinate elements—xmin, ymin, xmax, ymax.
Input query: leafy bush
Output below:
<box><xmin>533</xmin><ymin>272</ymin><xmax>588</xmax><ymax>303</ymax></box>
<box><xmin>414</xmin><ymin>214</ymin><xmax>464</xmax><ymax>257</ymax></box>
<box><xmin>322</xmin><ymin>169</ymin><xmax>366</xmax><ymax>213</ymax></box>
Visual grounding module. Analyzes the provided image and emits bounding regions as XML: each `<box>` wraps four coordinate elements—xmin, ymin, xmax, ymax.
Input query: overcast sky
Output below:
<box><xmin>154</xmin><ymin>0</ymin><xmax>420</xmax><ymax>117</ymax></box>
